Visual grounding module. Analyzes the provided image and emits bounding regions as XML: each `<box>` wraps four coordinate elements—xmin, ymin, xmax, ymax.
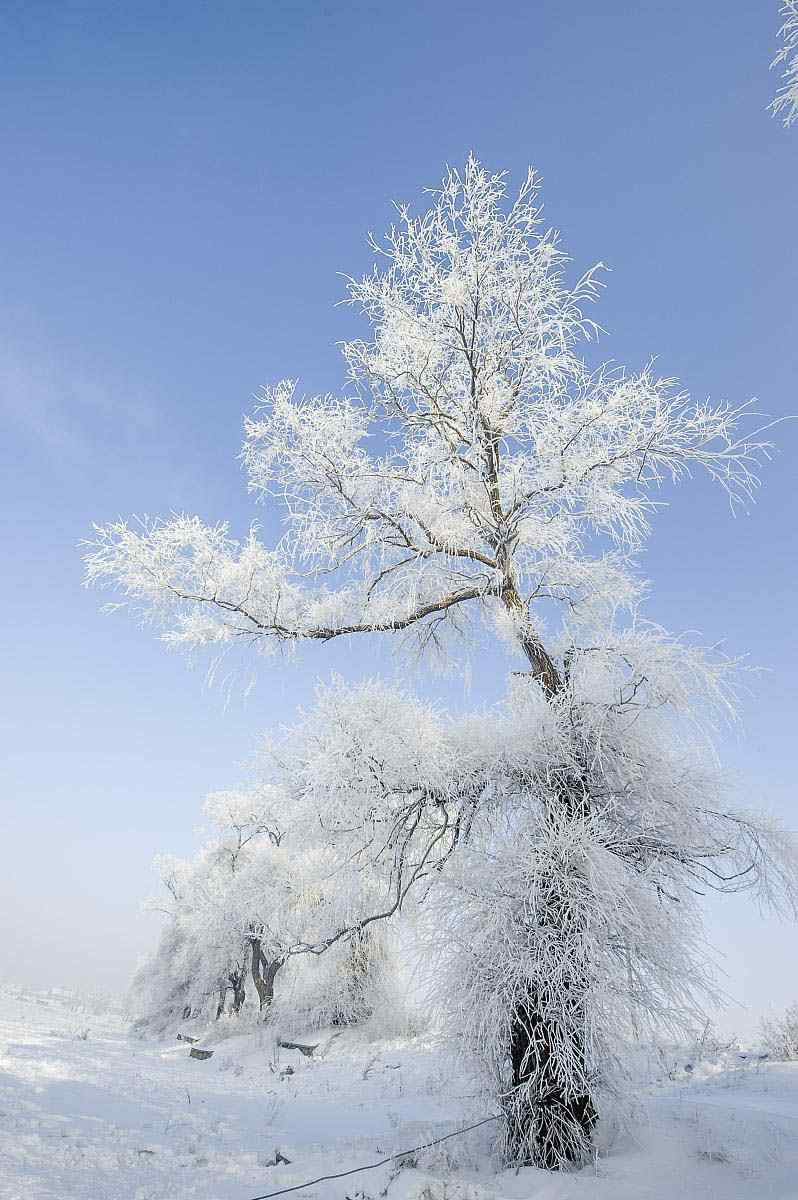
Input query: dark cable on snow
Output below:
<box><xmin>246</xmin><ymin>1113</ymin><xmax>501</xmax><ymax>1199</ymax></box>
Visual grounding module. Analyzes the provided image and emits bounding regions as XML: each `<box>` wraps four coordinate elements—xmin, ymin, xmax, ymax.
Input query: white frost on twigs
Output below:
<box><xmin>84</xmin><ymin>158</ymin><xmax>771</xmax><ymax>676</ymax></box>
<box><xmin>773</xmin><ymin>1</ymin><xmax>798</xmax><ymax>126</ymax></box>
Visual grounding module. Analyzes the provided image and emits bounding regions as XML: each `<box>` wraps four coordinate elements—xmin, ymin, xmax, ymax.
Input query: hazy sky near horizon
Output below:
<box><xmin>1</xmin><ymin>0</ymin><xmax>796</xmax><ymax>1031</ymax></box>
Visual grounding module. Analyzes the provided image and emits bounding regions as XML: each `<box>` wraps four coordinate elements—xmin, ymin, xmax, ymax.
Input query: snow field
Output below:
<box><xmin>2</xmin><ymin>984</ymin><xmax>798</xmax><ymax>1200</ymax></box>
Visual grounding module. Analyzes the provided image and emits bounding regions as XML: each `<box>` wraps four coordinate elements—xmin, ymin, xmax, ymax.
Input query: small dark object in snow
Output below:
<box><xmin>278</xmin><ymin>1038</ymin><xmax>319</xmax><ymax>1057</ymax></box>
<box><xmin>263</xmin><ymin>1149</ymin><xmax>292</xmax><ymax>1166</ymax></box>
<box><xmin>177</xmin><ymin>1033</ymin><xmax>198</xmax><ymax>1043</ymax></box>
<box><xmin>279</xmin><ymin>1065</ymin><xmax>294</xmax><ymax>1078</ymax></box>
<box><xmin>696</xmin><ymin>1148</ymin><xmax>731</xmax><ymax>1164</ymax></box>
<box><xmin>189</xmin><ymin>1047</ymin><xmax>214</xmax><ymax>1060</ymax></box>
<box><xmin>135</xmin><ymin>1149</ymin><xmax>156</xmax><ymax>1156</ymax></box>
<box><xmin>684</xmin><ymin>1063</ymin><xmax>694</xmax><ymax>1073</ymax></box>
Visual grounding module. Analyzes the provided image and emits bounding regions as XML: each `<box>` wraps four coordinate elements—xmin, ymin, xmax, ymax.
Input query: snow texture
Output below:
<box><xmin>3</xmin><ymin>981</ymin><xmax>798</xmax><ymax>1200</ymax></box>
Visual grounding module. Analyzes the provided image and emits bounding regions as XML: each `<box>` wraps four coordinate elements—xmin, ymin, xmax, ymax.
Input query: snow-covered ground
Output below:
<box><xmin>2</xmin><ymin>983</ymin><xmax>798</xmax><ymax>1200</ymax></box>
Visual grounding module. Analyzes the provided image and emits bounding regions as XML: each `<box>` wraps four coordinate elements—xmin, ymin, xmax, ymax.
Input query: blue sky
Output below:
<box><xmin>1</xmin><ymin>0</ymin><xmax>796</xmax><ymax>1029</ymax></box>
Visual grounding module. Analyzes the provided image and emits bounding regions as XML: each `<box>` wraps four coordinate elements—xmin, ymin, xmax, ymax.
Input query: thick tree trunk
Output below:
<box><xmin>249</xmin><ymin>938</ymin><xmax>283</xmax><ymax>1012</ymax></box>
<box><xmin>499</xmin><ymin>583</ymin><xmax>597</xmax><ymax>1167</ymax></box>
<box><xmin>505</xmin><ymin>986</ymin><xmax>597</xmax><ymax>1168</ymax></box>
<box><xmin>502</xmin><ymin>781</ymin><xmax>597</xmax><ymax>1165</ymax></box>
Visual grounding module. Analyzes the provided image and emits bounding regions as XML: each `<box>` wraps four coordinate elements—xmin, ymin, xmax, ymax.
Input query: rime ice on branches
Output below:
<box><xmin>85</xmin><ymin>158</ymin><xmax>766</xmax><ymax>677</ymax></box>
<box><xmin>86</xmin><ymin>158</ymin><xmax>795</xmax><ymax>1170</ymax></box>
<box><xmin>773</xmin><ymin>1</ymin><xmax>798</xmax><ymax>126</ymax></box>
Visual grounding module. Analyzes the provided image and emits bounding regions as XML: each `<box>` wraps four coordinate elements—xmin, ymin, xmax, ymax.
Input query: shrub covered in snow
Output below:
<box><xmin>760</xmin><ymin>1002</ymin><xmax>798</xmax><ymax>1060</ymax></box>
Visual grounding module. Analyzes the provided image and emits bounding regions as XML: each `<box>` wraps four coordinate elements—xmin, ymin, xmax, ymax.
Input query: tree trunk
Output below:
<box><xmin>230</xmin><ymin>966</ymin><xmax>246</xmax><ymax>1015</ymax></box>
<box><xmin>505</xmin><ymin>984</ymin><xmax>597</xmax><ymax>1168</ymax></box>
<box><xmin>249</xmin><ymin>938</ymin><xmax>283</xmax><ymax>1012</ymax></box>
<box><xmin>502</xmin><ymin>770</ymin><xmax>597</xmax><ymax>1166</ymax></box>
<box><xmin>500</xmin><ymin>584</ymin><xmax>597</xmax><ymax>1167</ymax></box>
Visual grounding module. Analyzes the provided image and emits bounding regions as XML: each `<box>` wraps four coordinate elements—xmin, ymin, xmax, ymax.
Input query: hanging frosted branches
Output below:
<box><xmin>250</xmin><ymin>635</ymin><xmax>796</xmax><ymax>1165</ymax></box>
<box><xmin>164</xmin><ymin>627</ymin><xmax>795</xmax><ymax>1163</ymax></box>
<box><xmin>258</xmin><ymin>633</ymin><xmax>797</xmax><ymax>960</ymax></box>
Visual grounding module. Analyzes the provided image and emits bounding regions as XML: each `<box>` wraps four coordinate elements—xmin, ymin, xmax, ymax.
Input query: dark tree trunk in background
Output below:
<box><xmin>229</xmin><ymin>966</ymin><xmax>246</xmax><ymax>1015</ymax></box>
<box><xmin>215</xmin><ymin>966</ymin><xmax>246</xmax><ymax>1019</ymax></box>
<box><xmin>249</xmin><ymin>937</ymin><xmax>283</xmax><ymax>1011</ymax></box>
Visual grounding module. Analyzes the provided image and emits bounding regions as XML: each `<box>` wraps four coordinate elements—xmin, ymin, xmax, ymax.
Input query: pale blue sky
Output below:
<box><xmin>1</xmin><ymin>1</ymin><xmax>796</xmax><ymax>1030</ymax></box>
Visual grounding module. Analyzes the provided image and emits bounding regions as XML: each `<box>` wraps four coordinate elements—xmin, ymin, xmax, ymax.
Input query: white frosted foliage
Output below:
<box><xmin>773</xmin><ymin>1</ymin><xmax>798</xmax><ymax>125</ymax></box>
<box><xmin>84</xmin><ymin>158</ymin><xmax>769</xmax><ymax>676</ymax></box>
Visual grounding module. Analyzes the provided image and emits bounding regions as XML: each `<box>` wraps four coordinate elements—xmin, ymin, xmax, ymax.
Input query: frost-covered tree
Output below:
<box><xmin>772</xmin><ymin>1</ymin><xmax>798</xmax><ymax>126</ymax></box>
<box><xmin>131</xmin><ymin>791</ymin><xmax>288</xmax><ymax>1031</ymax></box>
<box><xmin>132</xmin><ymin>786</ymin><xmax>385</xmax><ymax>1034</ymax></box>
<box><xmin>85</xmin><ymin>158</ymin><xmax>762</xmax><ymax>678</ymax></box>
<box><xmin>86</xmin><ymin>159</ymin><xmax>792</xmax><ymax>1167</ymax></box>
<box><xmin>254</xmin><ymin>663</ymin><xmax>796</xmax><ymax>1167</ymax></box>
<box><xmin>760</xmin><ymin>1002</ymin><xmax>798</xmax><ymax>1060</ymax></box>
<box><xmin>200</xmin><ymin>789</ymin><xmax>288</xmax><ymax>1014</ymax></box>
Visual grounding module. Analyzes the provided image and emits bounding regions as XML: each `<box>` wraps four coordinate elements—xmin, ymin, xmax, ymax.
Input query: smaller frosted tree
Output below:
<box><xmin>760</xmin><ymin>1003</ymin><xmax>798</xmax><ymax>1060</ymax></box>
<box><xmin>131</xmin><ymin>795</ymin><xmax>289</xmax><ymax>1032</ymax></box>
<box><xmin>201</xmin><ymin>789</ymin><xmax>288</xmax><ymax>1013</ymax></box>
<box><xmin>773</xmin><ymin>1</ymin><xmax>798</xmax><ymax>125</ymax></box>
<box><xmin>129</xmin><ymin>919</ymin><xmax>198</xmax><ymax>1037</ymax></box>
<box><xmin>131</xmin><ymin>785</ymin><xmax>387</xmax><ymax>1034</ymax></box>
<box><xmin>130</xmin><ymin>853</ymin><xmax>243</xmax><ymax>1035</ymax></box>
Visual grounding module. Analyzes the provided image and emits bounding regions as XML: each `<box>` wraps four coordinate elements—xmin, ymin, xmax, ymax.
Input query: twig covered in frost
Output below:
<box><xmin>773</xmin><ymin>1</ymin><xmax>798</xmax><ymax>125</ymax></box>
